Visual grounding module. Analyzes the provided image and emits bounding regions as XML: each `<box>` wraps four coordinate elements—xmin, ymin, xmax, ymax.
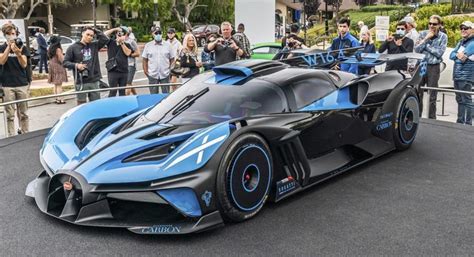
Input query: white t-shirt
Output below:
<box><xmin>142</xmin><ymin>40</ymin><xmax>176</xmax><ymax>79</ymax></box>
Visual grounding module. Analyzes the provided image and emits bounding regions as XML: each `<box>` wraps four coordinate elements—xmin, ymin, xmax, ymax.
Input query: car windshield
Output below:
<box><xmin>145</xmin><ymin>80</ymin><xmax>287</xmax><ymax>125</ymax></box>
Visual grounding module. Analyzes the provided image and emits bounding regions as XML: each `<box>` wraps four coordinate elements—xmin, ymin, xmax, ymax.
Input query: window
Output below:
<box><xmin>252</xmin><ymin>47</ymin><xmax>270</xmax><ymax>54</ymax></box>
<box><xmin>289</xmin><ymin>78</ymin><xmax>335</xmax><ymax>109</ymax></box>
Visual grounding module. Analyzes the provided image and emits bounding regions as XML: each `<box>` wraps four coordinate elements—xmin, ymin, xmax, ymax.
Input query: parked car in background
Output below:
<box><xmin>250</xmin><ymin>42</ymin><xmax>282</xmax><ymax>60</ymax></box>
<box><xmin>192</xmin><ymin>24</ymin><xmax>220</xmax><ymax>46</ymax></box>
<box><xmin>30</xmin><ymin>35</ymin><xmax>74</xmax><ymax>53</ymax></box>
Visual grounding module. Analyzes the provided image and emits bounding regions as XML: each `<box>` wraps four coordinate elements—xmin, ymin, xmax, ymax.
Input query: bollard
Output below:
<box><xmin>422</xmin><ymin>89</ymin><xmax>430</xmax><ymax>119</ymax></box>
<box><xmin>1</xmin><ymin>107</ymin><xmax>7</xmax><ymax>139</ymax></box>
<box><xmin>438</xmin><ymin>93</ymin><xmax>449</xmax><ymax>116</ymax></box>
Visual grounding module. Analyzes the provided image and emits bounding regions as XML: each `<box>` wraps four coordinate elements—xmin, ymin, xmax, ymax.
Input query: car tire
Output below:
<box><xmin>216</xmin><ymin>133</ymin><xmax>272</xmax><ymax>222</ymax></box>
<box><xmin>393</xmin><ymin>87</ymin><xmax>420</xmax><ymax>151</ymax></box>
<box><xmin>200</xmin><ymin>37</ymin><xmax>207</xmax><ymax>47</ymax></box>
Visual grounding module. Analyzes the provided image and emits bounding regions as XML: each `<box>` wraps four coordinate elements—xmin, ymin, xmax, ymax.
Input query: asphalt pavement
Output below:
<box><xmin>0</xmin><ymin>119</ymin><xmax>473</xmax><ymax>256</ymax></box>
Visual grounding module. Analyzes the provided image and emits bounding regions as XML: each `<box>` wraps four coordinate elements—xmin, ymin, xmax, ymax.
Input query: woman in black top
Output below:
<box><xmin>358</xmin><ymin>30</ymin><xmax>376</xmax><ymax>75</ymax></box>
<box><xmin>180</xmin><ymin>34</ymin><xmax>202</xmax><ymax>79</ymax></box>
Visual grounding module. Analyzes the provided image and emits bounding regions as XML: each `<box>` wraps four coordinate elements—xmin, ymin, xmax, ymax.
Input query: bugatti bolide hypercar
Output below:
<box><xmin>26</xmin><ymin>53</ymin><xmax>427</xmax><ymax>234</ymax></box>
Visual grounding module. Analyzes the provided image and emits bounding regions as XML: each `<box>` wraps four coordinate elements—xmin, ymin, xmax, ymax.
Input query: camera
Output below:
<box><xmin>14</xmin><ymin>38</ymin><xmax>23</xmax><ymax>48</ymax></box>
<box><xmin>80</xmin><ymin>68</ymin><xmax>89</xmax><ymax>78</ymax></box>
<box><xmin>287</xmin><ymin>41</ymin><xmax>295</xmax><ymax>48</ymax></box>
<box><xmin>393</xmin><ymin>33</ymin><xmax>404</xmax><ymax>40</ymax></box>
<box><xmin>222</xmin><ymin>39</ymin><xmax>232</xmax><ymax>48</ymax></box>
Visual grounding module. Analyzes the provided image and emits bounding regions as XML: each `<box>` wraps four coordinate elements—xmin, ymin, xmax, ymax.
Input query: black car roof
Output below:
<box><xmin>210</xmin><ymin>59</ymin><xmax>356</xmax><ymax>88</ymax></box>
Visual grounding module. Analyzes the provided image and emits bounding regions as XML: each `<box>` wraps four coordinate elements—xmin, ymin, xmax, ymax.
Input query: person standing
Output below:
<box><xmin>142</xmin><ymin>26</ymin><xmax>176</xmax><ymax>94</ymax></box>
<box><xmin>415</xmin><ymin>15</ymin><xmax>448</xmax><ymax>120</ymax></box>
<box><xmin>204</xmin><ymin>21</ymin><xmax>244</xmax><ymax>66</ymax></box>
<box><xmin>378</xmin><ymin>21</ymin><xmax>414</xmax><ymax>71</ymax></box>
<box><xmin>449</xmin><ymin>21</ymin><xmax>473</xmax><ymax>125</ymax></box>
<box><xmin>0</xmin><ymin>23</ymin><xmax>30</xmax><ymax>136</ymax></box>
<box><xmin>357</xmin><ymin>20</ymin><xmax>369</xmax><ymax>35</ymax></box>
<box><xmin>281</xmin><ymin>24</ymin><xmax>306</xmax><ymax>49</ymax></box>
<box><xmin>104</xmin><ymin>27</ymin><xmax>133</xmax><ymax>97</ymax></box>
<box><xmin>125</xmin><ymin>27</ymin><xmax>140</xmax><ymax>95</ymax></box>
<box><xmin>47</xmin><ymin>35</ymin><xmax>68</xmax><ymax>104</ymax></box>
<box><xmin>329</xmin><ymin>18</ymin><xmax>360</xmax><ymax>74</ymax></box>
<box><xmin>201</xmin><ymin>34</ymin><xmax>216</xmax><ymax>71</ymax></box>
<box><xmin>402</xmin><ymin>16</ymin><xmax>419</xmax><ymax>45</ymax></box>
<box><xmin>358</xmin><ymin>30</ymin><xmax>376</xmax><ymax>75</ymax></box>
<box><xmin>37</xmin><ymin>27</ymin><xmax>48</xmax><ymax>74</ymax></box>
<box><xmin>167</xmin><ymin>27</ymin><xmax>183</xmax><ymax>88</ymax></box>
<box><xmin>180</xmin><ymin>34</ymin><xmax>202</xmax><ymax>81</ymax></box>
<box><xmin>63</xmin><ymin>27</ymin><xmax>109</xmax><ymax>105</ymax></box>
<box><xmin>128</xmin><ymin>26</ymin><xmax>136</xmax><ymax>41</ymax></box>
<box><xmin>233</xmin><ymin>23</ymin><xmax>251</xmax><ymax>59</ymax></box>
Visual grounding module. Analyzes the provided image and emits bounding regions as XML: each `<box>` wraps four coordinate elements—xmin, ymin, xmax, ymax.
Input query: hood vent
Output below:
<box><xmin>123</xmin><ymin>140</ymin><xmax>185</xmax><ymax>163</ymax></box>
<box><xmin>75</xmin><ymin>118</ymin><xmax>120</xmax><ymax>150</ymax></box>
<box><xmin>139</xmin><ymin>126</ymin><xmax>177</xmax><ymax>140</ymax></box>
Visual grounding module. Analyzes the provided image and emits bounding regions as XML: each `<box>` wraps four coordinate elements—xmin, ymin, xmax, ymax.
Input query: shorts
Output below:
<box><xmin>127</xmin><ymin>65</ymin><xmax>136</xmax><ymax>84</ymax></box>
<box><xmin>76</xmin><ymin>81</ymin><xmax>100</xmax><ymax>102</ymax></box>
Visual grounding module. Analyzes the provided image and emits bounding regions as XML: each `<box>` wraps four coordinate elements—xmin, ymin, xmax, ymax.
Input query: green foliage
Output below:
<box><xmin>415</xmin><ymin>3</ymin><xmax>451</xmax><ymax>20</ymax></box>
<box><xmin>360</xmin><ymin>4</ymin><xmax>412</xmax><ymax>12</ymax></box>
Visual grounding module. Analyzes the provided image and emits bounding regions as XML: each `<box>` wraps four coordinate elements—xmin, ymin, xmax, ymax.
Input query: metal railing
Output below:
<box><xmin>0</xmin><ymin>82</ymin><xmax>182</xmax><ymax>138</ymax></box>
<box><xmin>0</xmin><ymin>83</ymin><xmax>472</xmax><ymax>139</ymax></box>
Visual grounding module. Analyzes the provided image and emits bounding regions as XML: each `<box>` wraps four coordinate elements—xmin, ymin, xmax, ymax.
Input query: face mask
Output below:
<box><xmin>154</xmin><ymin>34</ymin><xmax>162</xmax><ymax>42</ymax></box>
<box><xmin>396</xmin><ymin>29</ymin><xmax>406</xmax><ymax>36</ymax></box>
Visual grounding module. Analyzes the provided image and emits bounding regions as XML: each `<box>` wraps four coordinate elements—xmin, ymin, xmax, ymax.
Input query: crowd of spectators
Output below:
<box><xmin>0</xmin><ymin>16</ymin><xmax>472</xmax><ymax>138</ymax></box>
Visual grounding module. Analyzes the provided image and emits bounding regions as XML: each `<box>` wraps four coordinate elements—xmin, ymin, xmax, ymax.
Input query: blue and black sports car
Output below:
<box><xmin>26</xmin><ymin>51</ymin><xmax>427</xmax><ymax>234</ymax></box>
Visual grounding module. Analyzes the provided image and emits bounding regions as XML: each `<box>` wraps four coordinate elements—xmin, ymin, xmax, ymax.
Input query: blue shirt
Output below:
<box><xmin>414</xmin><ymin>31</ymin><xmax>447</xmax><ymax>65</ymax></box>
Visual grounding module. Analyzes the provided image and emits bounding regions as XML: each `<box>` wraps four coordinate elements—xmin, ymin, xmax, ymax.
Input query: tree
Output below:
<box><xmin>304</xmin><ymin>0</ymin><xmax>320</xmax><ymax>17</ymax></box>
<box><xmin>171</xmin><ymin>0</ymin><xmax>207</xmax><ymax>30</ymax></box>
<box><xmin>353</xmin><ymin>0</ymin><xmax>377</xmax><ymax>7</ymax></box>
<box><xmin>325</xmin><ymin>0</ymin><xmax>342</xmax><ymax>22</ymax></box>
<box><xmin>0</xmin><ymin>0</ymin><xmax>83</xmax><ymax>19</ymax></box>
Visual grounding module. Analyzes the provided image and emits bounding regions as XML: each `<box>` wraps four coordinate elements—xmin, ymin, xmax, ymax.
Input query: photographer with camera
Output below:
<box><xmin>281</xmin><ymin>24</ymin><xmax>306</xmax><ymax>49</ymax></box>
<box><xmin>378</xmin><ymin>21</ymin><xmax>414</xmax><ymax>71</ymax></box>
<box><xmin>0</xmin><ymin>23</ymin><xmax>30</xmax><ymax>136</ymax></box>
<box><xmin>204</xmin><ymin>21</ymin><xmax>244</xmax><ymax>66</ymax></box>
<box><xmin>63</xmin><ymin>26</ymin><xmax>109</xmax><ymax>105</ymax></box>
<box><xmin>104</xmin><ymin>26</ymin><xmax>133</xmax><ymax>97</ymax></box>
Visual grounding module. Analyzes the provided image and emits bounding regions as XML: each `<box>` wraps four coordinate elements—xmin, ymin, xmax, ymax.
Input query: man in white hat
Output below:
<box><xmin>403</xmin><ymin>16</ymin><xmax>419</xmax><ymax>45</ymax></box>
<box><xmin>449</xmin><ymin>21</ymin><xmax>474</xmax><ymax>125</ymax></box>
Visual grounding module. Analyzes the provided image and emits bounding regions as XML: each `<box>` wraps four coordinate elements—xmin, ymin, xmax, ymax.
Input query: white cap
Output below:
<box><xmin>461</xmin><ymin>21</ymin><xmax>473</xmax><ymax>29</ymax></box>
<box><xmin>402</xmin><ymin>16</ymin><xmax>416</xmax><ymax>27</ymax></box>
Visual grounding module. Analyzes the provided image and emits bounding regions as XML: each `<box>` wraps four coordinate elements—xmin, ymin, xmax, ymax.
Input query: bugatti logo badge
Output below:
<box><xmin>276</xmin><ymin>177</ymin><xmax>296</xmax><ymax>197</ymax></box>
<box><xmin>63</xmin><ymin>181</ymin><xmax>73</xmax><ymax>191</ymax></box>
<box><xmin>201</xmin><ymin>191</ymin><xmax>212</xmax><ymax>207</ymax></box>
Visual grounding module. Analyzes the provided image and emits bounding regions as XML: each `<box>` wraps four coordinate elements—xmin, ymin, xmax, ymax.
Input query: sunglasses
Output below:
<box><xmin>153</xmin><ymin>31</ymin><xmax>162</xmax><ymax>35</ymax></box>
<box><xmin>428</xmin><ymin>22</ymin><xmax>439</xmax><ymax>26</ymax></box>
<box><xmin>460</xmin><ymin>26</ymin><xmax>470</xmax><ymax>31</ymax></box>
<box><xmin>396</xmin><ymin>28</ymin><xmax>406</xmax><ymax>30</ymax></box>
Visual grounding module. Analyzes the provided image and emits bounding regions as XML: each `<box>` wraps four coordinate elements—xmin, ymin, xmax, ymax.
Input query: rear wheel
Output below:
<box><xmin>216</xmin><ymin>133</ymin><xmax>272</xmax><ymax>222</ymax></box>
<box><xmin>393</xmin><ymin>88</ymin><xmax>420</xmax><ymax>150</ymax></box>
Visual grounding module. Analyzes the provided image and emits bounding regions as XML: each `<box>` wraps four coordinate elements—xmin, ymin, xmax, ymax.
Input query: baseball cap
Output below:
<box><xmin>167</xmin><ymin>27</ymin><xmax>176</xmax><ymax>33</ymax></box>
<box><xmin>460</xmin><ymin>21</ymin><xmax>473</xmax><ymax>29</ymax></box>
<box><xmin>151</xmin><ymin>25</ymin><xmax>162</xmax><ymax>34</ymax></box>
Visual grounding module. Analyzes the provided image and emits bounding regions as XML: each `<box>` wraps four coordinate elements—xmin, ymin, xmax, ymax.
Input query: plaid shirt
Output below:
<box><xmin>415</xmin><ymin>31</ymin><xmax>447</xmax><ymax>64</ymax></box>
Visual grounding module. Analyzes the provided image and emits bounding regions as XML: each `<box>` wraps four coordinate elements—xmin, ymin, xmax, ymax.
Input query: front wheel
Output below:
<box><xmin>393</xmin><ymin>88</ymin><xmax>420</xmax><ymax>150</ymax></box>
<box><xmin>216</xmin><ymin>133</ymin><xmax>272</xmax><ymax>222</ymax></box>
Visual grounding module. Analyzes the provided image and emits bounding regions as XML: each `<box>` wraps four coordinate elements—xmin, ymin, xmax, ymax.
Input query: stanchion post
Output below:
<box><xmin>422</xmin><ymin>88</ymin><xmax>430</xmax><ymax>119</ymax></box>
<box><xmin>438</xmin><ymin>92</ymin><xmax>449</xmax><ymax>117</ymax></box>
<box><xmin>1</xmin><ymin>106</ymin><xmax>7</xmax><ymax>139</ymax></box>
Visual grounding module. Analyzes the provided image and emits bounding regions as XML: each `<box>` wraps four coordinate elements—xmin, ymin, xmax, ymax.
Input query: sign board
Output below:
<box><xmin>376</xmin><ymin>29</ymin><xmax>389</xmax><ymax>42</ymax></box>
<box><xmin>375</xmin><ymin>16</ymin><xmax>390</xmax><ymax>30</ymax></box>
<box><xmin>0</xmin><ymin>19</ymin><xmax>28</xmax><ymax>44</ymax></box>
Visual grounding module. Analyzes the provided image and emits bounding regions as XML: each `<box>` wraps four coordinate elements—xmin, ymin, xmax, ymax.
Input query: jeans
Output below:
<box><xmin>76</xmin><ymin>81</ymin><xmax>100</xmax><ymax>103</ymax></box>
<box><xmin>421</xmin><ymin>64</ymin><xmax>440</xmax><ymax>119</ymax></box>
<box><xmin>147</xmin><ymin>75</ymin><xmax>170</xmax><ymax>94</ymax></box>
<box><xmin>39</xmin><ymin>53</ymin><xmax>48</xmax><ymax>73</ymax></box>
<box><xmin>3</xmin><ymin>85</ymin><xmax>29</xmax><ymax>136</ymax></box>
<box><xmin>454</xmin><ymin>80</ymin><xmax>472</xmax><ymax>125</ymax></box>
<box><xmin>108</xmin><ymin>71</ymin><xmax>127</xmax><ymax>97</ymax></box>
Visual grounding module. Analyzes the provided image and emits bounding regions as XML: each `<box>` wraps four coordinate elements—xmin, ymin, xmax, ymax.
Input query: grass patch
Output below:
<box><xmin>30</xmin><ymin>85</ymin><xmax>75</xmax><ymax>98</ymax></box>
